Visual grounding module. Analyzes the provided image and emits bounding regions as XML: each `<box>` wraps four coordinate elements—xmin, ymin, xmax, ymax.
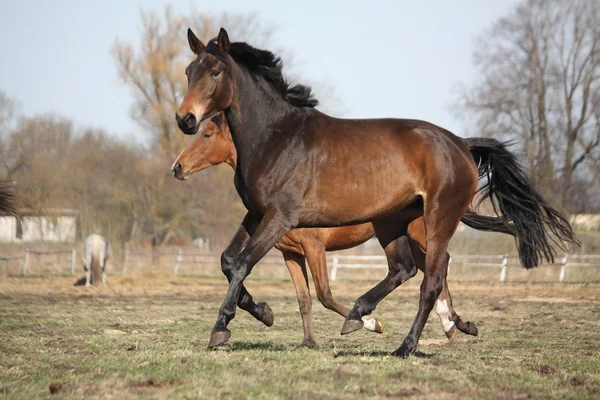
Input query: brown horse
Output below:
<box><xmin>176</xmin><ymin>29</ymin><xmax>578</xmax><ymax>357</ymax></box>
<box><xmin>172</xmin><ymin>113</ymin><xmax>488</xmax><ymax>346</ymax></box>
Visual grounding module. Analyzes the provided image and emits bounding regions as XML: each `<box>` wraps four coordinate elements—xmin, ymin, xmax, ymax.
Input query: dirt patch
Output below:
<box><xmin>104</xmin><ymin>329</ymin><xmax>126</xmax><ymax>336</ymax></box>
<box><xmin>535</xmin><ymin>365</ymin><xmax>555</xmax><ymax>375</ymax></box>
<box><xmin>514</xmin><ymin>296</ymin><xmax>597</xmax><ymax>304</ymax></box>
<box><xmin>49</xmin><ymin>382</ymin><xmax>63</xmax><ymax>395</ymax></box>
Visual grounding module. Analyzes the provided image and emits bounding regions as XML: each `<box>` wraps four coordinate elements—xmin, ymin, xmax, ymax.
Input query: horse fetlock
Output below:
<box><xmin>361</xmin><ymin>316</ymin><xmax>384</xmax><ymax>334</ymax></box>
<box><xmin>435</xmin><ymin>299</ymin><xmax>456</xmax><ymax>334</ymax></box>
<box><xmin>392</xmin><ymin>340</ymin><xmax>417</xmax><ymax>358</ymax></box>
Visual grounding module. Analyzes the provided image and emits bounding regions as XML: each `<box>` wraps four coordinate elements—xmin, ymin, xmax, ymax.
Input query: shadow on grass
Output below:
<box><xmin>212</xmin><ymin>341</ymin><xmax>290</xmax><ymax>352</ymax></box>
<box><xmin>74</xmin><ymin>277</ymin><xmax>87</xmax><ymax>286</ymax></box>
<box><xmin>333</xmin><ymin>350</ymin><xmax>435</xmax><ymax>359</ymax></box>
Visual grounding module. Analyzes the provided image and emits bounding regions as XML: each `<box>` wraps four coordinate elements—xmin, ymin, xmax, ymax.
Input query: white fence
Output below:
<box><xmin>329</xmin><ymin>253</ymin><xmax>600</xmax><ymax>283</ymax></box>
<box><xmin>122</xmin><ymin>250</ymin><xmax>286</xmax><ymax>278</ymax></box>
<box><xmin>4</xmin><ymin>247</ymin><xmax>599</xmax><ymax>283</ymax></box>
<box><xmin>1</xmin><ymin>248</ymin><xmax>77</xmax><ymax>276</ymax></box>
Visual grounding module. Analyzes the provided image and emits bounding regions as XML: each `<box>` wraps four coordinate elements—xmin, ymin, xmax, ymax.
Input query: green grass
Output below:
<box><xmin>0</xmin><ymin>275</ymin><xmax>599</xmax><ymax>399</ymax></box>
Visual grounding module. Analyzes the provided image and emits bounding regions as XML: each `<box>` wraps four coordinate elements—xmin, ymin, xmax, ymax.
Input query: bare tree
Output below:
<box><xmin>112</xmin><ymin>7</ymin><xmax>279</xmax><ymax>156</ymax></box>
<box><xmin>457</xmin><ymin>0</ymin><xmax>599</xmax><ymax>213</ymax></box>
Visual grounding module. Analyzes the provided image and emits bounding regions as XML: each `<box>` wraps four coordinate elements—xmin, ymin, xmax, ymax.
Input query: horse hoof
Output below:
<box><xmin>208</xmin><ymin>329</ymin><xmax>231</xmax><ymax>348</ymax></box>
<box><xmin>340</xmin><ymin>318</ymin><xmax>364</xmax><ymax>335</ymax></box>
<box><xmin>361</xmin><ymin>316</ymin><xmax>384</xmax><ymax>334</ymax></box>
<box><xmin>259</xmin><ymin>302</ymin><xmax>274</xmax><ymax>327</ymax></box>
<box><xmin>391</xmin><ymin>343</ymin><xmax>415</xmax><ymax>358</ymax></box>
<box><xmin>445</xmin><ymin>325</ymin><xmax>457</xmax><ymax>340</ymax></box>
<box><xmin>297</xmin><ymin>339</ymin><xmax>319</xmax><ymax>349</ymax></box>
<box><xmin>465</xmin><ymin>321</ymin><xmax>478</xmax><ymax>336</ymax></box>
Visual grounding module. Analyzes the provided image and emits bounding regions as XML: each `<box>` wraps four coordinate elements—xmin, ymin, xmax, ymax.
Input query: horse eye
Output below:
<box><xmin>203</xmin><ymin>133</ymin><xmax>212</xmax><ymax>138</ymax></box>
<box><xmin>210</xmin><ymin>70</ymin><xmax>221</xmax><ymax>77</ymax></box>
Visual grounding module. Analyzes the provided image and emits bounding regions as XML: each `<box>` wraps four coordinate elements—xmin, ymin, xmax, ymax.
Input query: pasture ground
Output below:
<box><xmin>1</xmin><ymin>274</ymin><xmax>599</xmax><ymax>399</ymax></box>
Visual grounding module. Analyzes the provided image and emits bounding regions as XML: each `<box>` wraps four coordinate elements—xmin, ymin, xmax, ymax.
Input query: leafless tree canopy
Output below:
<box><xmin>458</xmin><ymin>0</ymin><xmax>600</xmax><ymax>213</ymax></box>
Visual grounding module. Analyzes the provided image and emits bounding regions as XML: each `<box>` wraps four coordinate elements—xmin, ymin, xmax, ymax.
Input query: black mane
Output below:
<box><xmin>205</xmin><ymin>41</ymin><xmax>319</xmax><ymax>108</ymax></box>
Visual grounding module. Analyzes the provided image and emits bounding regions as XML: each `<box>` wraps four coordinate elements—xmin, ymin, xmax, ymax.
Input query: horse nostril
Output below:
<box><xmin>171</xmin><ymin>162</ymin><xmax>182</xmax><ymax>176</ymax></box>
<box><xmin>184</xmin><ymin>113</ymin><xmax>196</xmax><ymax>129</ymax></box>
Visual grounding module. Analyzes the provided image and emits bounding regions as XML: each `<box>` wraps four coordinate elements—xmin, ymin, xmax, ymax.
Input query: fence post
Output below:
<box><xmin>173</xmin><ymin>249</ymin><xmax>183</xmax><ymax>276</ymax></box>
<box><xmin>71</xmin><ymin>249</ymin><xmax>76</xmax><ymax>276</ymax></box>
<box><xmin>558</xmin><ymin>254</ymin><xmax>569</xmax><ymax>283</ymax></box>
<box><xmin>499</xmin><ymin>254</ymin><xmax>508</xmax><ymax>283</ymax></box>
<box><xmin>22</xmin><ymin>248</ymin><xmax>30</xmax><ymax>276</ymax></box>
<box><xmin>122</xmin><ymin>243</ymin><xmax>129</xmax><ymax>275</ymax></box>
<box><xmin>330</xmin><ymin>255</ymin><xmax>339</xmax><ymax>281</ymax></box>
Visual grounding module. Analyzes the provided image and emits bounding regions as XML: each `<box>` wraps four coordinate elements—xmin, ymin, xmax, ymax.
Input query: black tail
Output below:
<box><xmin>465</xmin><ymin>137</ymin><xmax>579</xmax><ymax>269</ymax></box>
<box><xmin>460</xmin><ymin>209</ymin><xmax>514</xmax><ymax>235</ymax></box>
<box><xmin>0</xmin><ymin>181</ymin><xmax>19</xmax><ymax>218</ymax></box>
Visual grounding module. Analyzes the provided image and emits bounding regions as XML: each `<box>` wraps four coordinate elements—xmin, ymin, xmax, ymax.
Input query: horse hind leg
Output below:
<box><xmin>341</xmin><ymin>220</ymin><xmax>415</xmax><ymax>335</ymax></box>
<box><xmin>408</xmin><ymin>223</ymin><xmax>478</xmax><ymax>339</ymax></box>
<box><xmin>393</xmin><ymin>198</ymin><xmax>470</xmax><ymax>358</ymax></box>
<box><xmin>436</xmin><ymin>256</ymin><xmax>478</xmax><ymax>338</ymax></box>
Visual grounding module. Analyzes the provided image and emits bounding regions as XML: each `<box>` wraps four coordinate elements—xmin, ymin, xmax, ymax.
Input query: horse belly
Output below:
<box><xmin>300</xmin><ymin>177</ymin><xmax>420</xmax><ymax>226</ymax></box>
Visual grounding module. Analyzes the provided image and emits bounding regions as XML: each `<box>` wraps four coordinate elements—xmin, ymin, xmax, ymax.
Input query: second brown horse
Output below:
<box><xmin>171</xmin><ymin>113</ymin><xmax>507</xmax><ymax>346</ymax></box>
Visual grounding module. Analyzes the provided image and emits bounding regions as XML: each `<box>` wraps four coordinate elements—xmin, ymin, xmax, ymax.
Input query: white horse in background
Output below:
<box><xmin>83</xmin><ymin>233</ymin><xmax>111</xmax><ymax>286</ymax></box>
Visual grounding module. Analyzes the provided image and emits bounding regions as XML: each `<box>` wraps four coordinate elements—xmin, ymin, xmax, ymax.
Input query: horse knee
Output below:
<box><xmin>220</xmin><ymin>252</ymin><xmax>235</xmax><ymax>277</ymax></box>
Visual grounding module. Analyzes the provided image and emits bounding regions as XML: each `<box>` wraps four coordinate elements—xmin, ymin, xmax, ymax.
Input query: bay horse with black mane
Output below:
<box><xmin>176</xmin><ymin>28</ymin><xmax>578</xmax><ymax>357</ymax></box>
<box><xmin>172</xmin><ymin>113</ymin><xmax>514</xmax><ymax>345</ymax></box>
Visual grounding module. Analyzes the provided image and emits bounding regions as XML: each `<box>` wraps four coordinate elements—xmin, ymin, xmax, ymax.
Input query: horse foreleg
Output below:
<box><xmin>210</xmin><ymin>209</ymin><xmax>296</xmax><ymax>347</ymax></box>
<box><xmin>221</xmin><ymin>213</ymin><xmax>274</xmax><ymax>327</ymax></box>
<box><xmin>282</xmin><ymin>251</ymin><xmax>317</xmax><ymax>348</ymax></box>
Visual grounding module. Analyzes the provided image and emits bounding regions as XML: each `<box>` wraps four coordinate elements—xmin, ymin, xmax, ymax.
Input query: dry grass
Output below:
<box><xmin>1</xmin><ymin>274</ymin><xmax>599</xmax><ymax>399</ymax></box>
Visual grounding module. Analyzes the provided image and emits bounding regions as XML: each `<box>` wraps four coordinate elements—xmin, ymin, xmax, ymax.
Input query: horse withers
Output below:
<box><xmin>83</xmin><ymin>233</ymin><xmax>111</xmax><ymax>286</ymax></box>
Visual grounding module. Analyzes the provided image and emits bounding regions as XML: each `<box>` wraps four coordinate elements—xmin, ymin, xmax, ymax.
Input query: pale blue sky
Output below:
<box><xmin>0</xmin><ymin>0</ymin><xmax>521</xmax><ymax>142</ymax></box>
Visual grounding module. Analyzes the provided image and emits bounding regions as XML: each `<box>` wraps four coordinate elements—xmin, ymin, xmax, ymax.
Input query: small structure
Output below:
<box><xmin>0</xmin><ymin>208</ymin><xmax>78</xmax><ymax>243</ymax></box>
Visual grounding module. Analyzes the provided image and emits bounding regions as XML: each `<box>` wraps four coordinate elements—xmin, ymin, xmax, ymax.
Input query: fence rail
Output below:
<box><xmin>329</xmin><ymin>253</ymin><xmax>600</xmax><ymax>283</ymax></box>
<box><xmin>3</xmin><ymin>247</ymin><xmax>600</xmax><ymax>283</ymax></box>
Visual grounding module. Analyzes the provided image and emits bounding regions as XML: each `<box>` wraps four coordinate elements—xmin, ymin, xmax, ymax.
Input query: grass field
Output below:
<box><xmin>1</xmin><ymin>273</ymin><xmax>599</xmax><ymax>399</ymax></box>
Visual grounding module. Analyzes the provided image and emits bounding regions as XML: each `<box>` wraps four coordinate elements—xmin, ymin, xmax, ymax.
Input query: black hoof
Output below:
<box><xmin>208</xmin><ymin>329</ymin><xmax>231</xmax><ymax>348</ymax></box>
<box><xmin>340</xmin><ymin>318</ymin><xmax>364</xmax><ymax>335</ymax></box>
<box><xmin>297</xmin><ymin>339</ymin><xmax>319</xmax><ymax>349</ymax></box>
<box><xmin>391</xmin><ymin>343</ymin><xmax>415</xmax><ymax>358</ymax></box>
<box><xmin>259</xmin><ymin>302</ymin><xmax>274</xmax><ymax>327</ymax></box>
<box><xmin>457</xmin><ymin>320</ymin><xmax>479</xmax><ymax>337</ymax></box>
<box><xmin>464</xmin><ymin>321</ymin><xmax>478</xmax><ymax>336</ymax></box>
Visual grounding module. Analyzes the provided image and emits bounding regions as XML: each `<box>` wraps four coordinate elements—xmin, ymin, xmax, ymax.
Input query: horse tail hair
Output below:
<box><xmin>91</xmin><ymin>256</ymin><xmax>102</xmax><ymax>285</ymax></box>
<box><xmin>460</xmin><ymin>209</ymin><xmax>514</xmax><ymax>235</ymax></box>
<box><xmin>0</xmin><ymin>181</ymin><xmax>19</xmax><ymax>218</ymax></box>
<box><xmin>465</xmin><ymin>137</ymin><xmax>579</xmax><ymax>269</ymax></box>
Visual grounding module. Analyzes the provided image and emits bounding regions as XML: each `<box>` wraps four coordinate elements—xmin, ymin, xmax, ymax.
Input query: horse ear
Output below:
<box><xmin>187</xmin><ymin>28</ymin><xmax>205</xmax><ymax>55</ymax></box>
<box><xmin>217</xmin><ymin>28</ymin><xmax>230</xmax><ymax>52</ymax></box>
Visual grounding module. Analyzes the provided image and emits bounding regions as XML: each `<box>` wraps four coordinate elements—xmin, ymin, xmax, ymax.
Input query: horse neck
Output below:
<box><xmin>225</xmin><ymin>65</ymin><xmax>293</xmax><ymax>170</ymax></box>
